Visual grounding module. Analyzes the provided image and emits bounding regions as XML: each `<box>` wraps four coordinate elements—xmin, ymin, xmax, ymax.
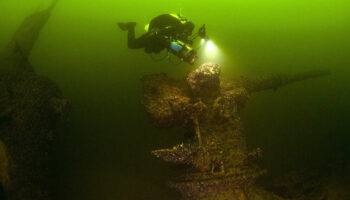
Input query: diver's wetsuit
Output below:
<box><xmin>125</xmin><ymin>14</ymin><xmax>194</xmax><ymax>54</ymax></box>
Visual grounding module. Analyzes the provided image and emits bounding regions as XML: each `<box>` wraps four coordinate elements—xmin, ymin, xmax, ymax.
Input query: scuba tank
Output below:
<box><xmin>169</xmin><ymin>40</ymin><xmax>197</xmax><ymax>65</ymax></box>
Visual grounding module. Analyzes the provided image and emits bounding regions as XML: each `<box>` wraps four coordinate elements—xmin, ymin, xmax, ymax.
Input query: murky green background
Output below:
<box><xmin>1</xmin><ymin>0</ymin><xmax>350</xmax><ymax>199</ymax></box>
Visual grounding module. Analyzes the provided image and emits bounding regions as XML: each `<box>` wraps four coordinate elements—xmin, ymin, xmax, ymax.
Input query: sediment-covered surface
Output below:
<box><xmin>0</xmin><ymin>1</ymin><xmax>69</xmax><ymax>199</ymax></box>
<box><xmin>142</xmin><ymin>63</ymin><xmax>335</xmax><ymax>199</ymax></box>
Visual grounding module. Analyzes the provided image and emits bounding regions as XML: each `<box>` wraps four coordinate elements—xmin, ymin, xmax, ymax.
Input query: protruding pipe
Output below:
<box><xmin>229</xmin><ymin>69</ymin><xmax>331</xmax><ymax>93</ymax></box>
<box><xmin>192</xmin><ymin>116</ymin><xmax>202</xmax><ymax>146</ymax></box>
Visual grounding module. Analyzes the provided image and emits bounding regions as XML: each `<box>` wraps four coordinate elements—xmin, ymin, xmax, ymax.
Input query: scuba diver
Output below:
<box><xmin>117</xmin><ymin>14</ymin><xmax>207</xmax><ymax>65</ymax></box>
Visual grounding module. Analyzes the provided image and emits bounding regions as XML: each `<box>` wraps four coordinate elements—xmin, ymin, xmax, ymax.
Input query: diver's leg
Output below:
<box><xmin>118</xmin><ymin>22</ymin><xmax>148</xmax><ymax>49</ymax></box>
<box><xmin>126</xmin><ymin>25</ymin><xmax>138</xmax><ymax>49</ymax></box>
<box><xmin>127</xmin><ymin>31</ymin><xmax>150</xmax><ymax>49</ymax></box>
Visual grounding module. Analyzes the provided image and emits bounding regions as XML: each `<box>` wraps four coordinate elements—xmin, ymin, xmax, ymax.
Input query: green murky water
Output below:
<box><xmin>1</xmin><ymin>0</ymin><xmax>349</xmax><ymax>199</ymax></box>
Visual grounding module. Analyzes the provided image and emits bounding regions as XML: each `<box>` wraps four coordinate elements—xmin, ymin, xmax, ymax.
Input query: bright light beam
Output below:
<box><xmin>200</xmin><ymin>38</ymin><xmax>206</xmax><ymax>45</ymax></box>
<box><xmin>201</xmin><ymin>40</ymin><xmax>220</xmax><ymax>62</ymax></box>
<box><xmin>205</xmin><ymin>40</ymin><xmax>216</xmax><ymax>53</ymax></box>
<box><xmin>198</xmin><ymin>39</ymin><xmax>224</xmax><ymax>64</ymax></box>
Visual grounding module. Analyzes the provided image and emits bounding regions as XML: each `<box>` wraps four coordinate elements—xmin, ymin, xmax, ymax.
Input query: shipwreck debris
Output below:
<box><xmin>142</xmin><ymin>63</ymin><xmax>331</xmax><ymax>199</ymax></box>
<box><xmin>0</xmin><ymin>1</ymin><xmax>68</xmax><ymax>199</ymax></box>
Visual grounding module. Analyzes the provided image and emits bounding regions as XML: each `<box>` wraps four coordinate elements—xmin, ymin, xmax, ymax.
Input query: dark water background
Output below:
<box><xmin>1</xmin><ymin>0</ymin><xmax>350</xmax><ymax>199</ymax></box>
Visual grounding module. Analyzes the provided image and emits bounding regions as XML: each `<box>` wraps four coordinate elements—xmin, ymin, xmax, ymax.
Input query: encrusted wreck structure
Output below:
<box><xmin>142</xmin><ymin>63</ymin><xmax>331</xmax><ymax>200</ymax></box>
<box><xmin>0</xmin><ymin>1</ymin><xmax>69</xmax><ymax>199</ymax></box>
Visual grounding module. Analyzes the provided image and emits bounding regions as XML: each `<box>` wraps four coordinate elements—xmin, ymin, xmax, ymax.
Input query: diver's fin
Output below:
<box><xmin>117</xmin><ymin>22</ymin><xmax>136</xmax><ymax>31</ymax></box>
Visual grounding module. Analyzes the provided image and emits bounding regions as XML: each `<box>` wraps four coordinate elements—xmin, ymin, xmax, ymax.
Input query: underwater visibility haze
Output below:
<box><xmin>0</xmin><ymin>0</ymin><xmax>350</xmax><ymax>199</ymax></box>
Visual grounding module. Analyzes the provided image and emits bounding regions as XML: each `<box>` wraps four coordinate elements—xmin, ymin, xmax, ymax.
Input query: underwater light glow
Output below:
<box><xmin>199</xmin><ymin>39</ymin><xmax>223</xmax><ymax>64</ymax></box>
<box><xmin>204</xmin><ymin>40</ymin><xmax>219</xmax><ymax>57</ymax></box>
<box><xmin>205</xmin><ymin>40</ymin><xmax>216</xmax><ymax>53</ymax></box>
